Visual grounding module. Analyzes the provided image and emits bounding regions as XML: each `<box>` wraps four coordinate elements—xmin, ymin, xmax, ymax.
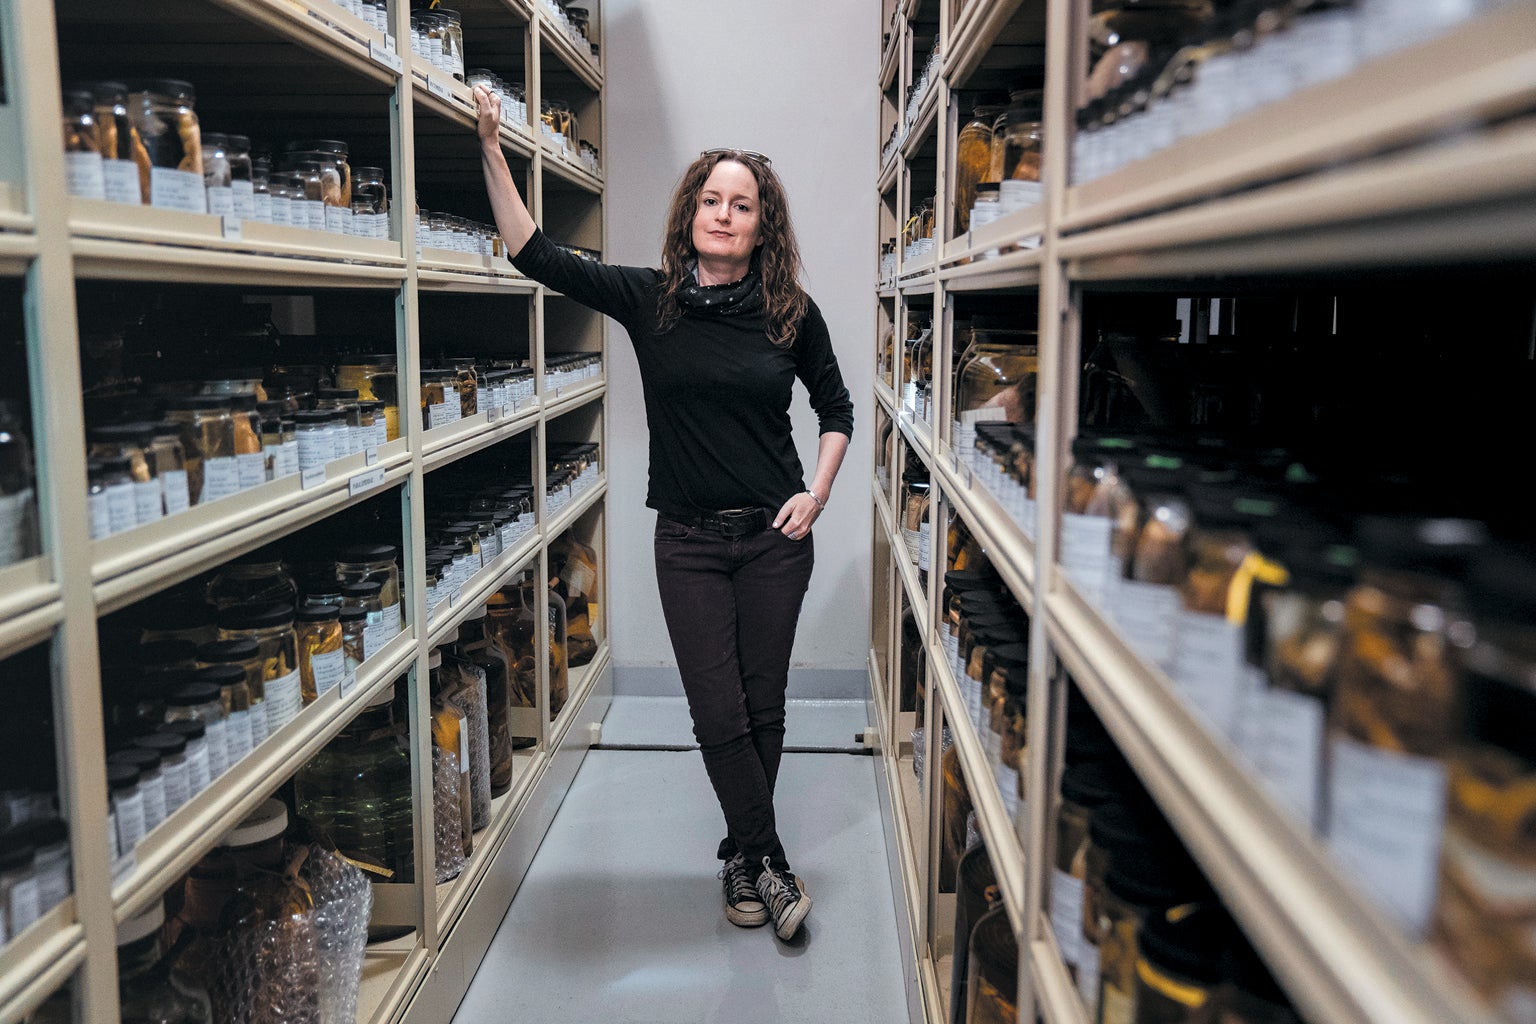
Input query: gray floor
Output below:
<box><xmin>598</xmin><ymin>695</ymin><xmax>871</xmax><ymax>751</ymax></box>
<box><xmin>452</xmin><ymin>697</ymin><xmax>908</xmax><ymax>1024</ymax></box>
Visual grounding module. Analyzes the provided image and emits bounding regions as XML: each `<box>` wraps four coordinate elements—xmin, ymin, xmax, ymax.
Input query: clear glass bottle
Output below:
<box><xmin>339</xmin><ymin>606</ymin><xmax>367</xmax><ymax>684</ymax></box>
<box><xmin>108</xmin><ymin>762</ymin><xmax>145</xmax><ymax>856</ymax></box>
<box><xmin>88</xmin><ymin>423</ymin><xmax>161</xmax><ymax>528</ymax></box>
<box><xmin>487</xmin><ymin>587</ymin><xmax>540</xmax><ymax>750</ymax></box>
<box><xmin>91</xmin><ymin>80</ymin><xmax>143</xmax><ymax>205</ymax></box>
<box><xmin>206</xmin><ymin>551</ymin><xmax>297</xmax><ymax>610</ymax></box>
<box><xmin>1114</xmin><ymin>457</ymin><xmax>1191</xmax><ymax>672</ymax></box>
<box><xmin>339</xmin><ymin>580</ymin><xmax>389</xmax><ymax>661</ymax></box>
<box><xmin>97</xmin><ymin>455</ymin><xmax>138</xmax><ymax>538</ymax></box>
<box><xmin>0</xmin><ymin>402</ymin><xmax>39</xmax><ymax>566</ymax></box>
<box><xmin>196</xmin><ymin>660</ymin><xmax>255</xmax><ymax>764</ymax></box>
<box><xmin>164</xmin><ymin>681</ymin><xmax>230</xmax><ymax>781</ymax></box>
<box><xmin>128</xmin><ymin>80</ymin><xmax>205</xmax><ymax>213</ymax></box>
<box><xmin>429</xmin><ymin>651</ymin><xmax>474</xmax><ymax>858</ymax></box>
<box><xmin>133</xmin><ymin>731</ymin><xmax>191</xmax><ymax>817</ymax></box>
<box><xmin>216</xmin><ymin>603</ymin><xmax>302</xmax><ymax>736</ymax></box>
<box><xmin>201</xmin><ymin>131</ymin><xmax>233</xmax><ymax>216</ymax></box>
<box><xmin>440</xmin><ymin>629</ymin><xmax>492</xmax><ymax>830</ymax></box>
<box><xmin>225</xmin><ymin>133</ymin><xmax>254</xmax><ymax>219</ymax></box>
<box><xmin>162</xmin><ymin>396</ymin><xmax>239</xmax><ymax>505</ymax></box>
<box><xmin>227</xmin><ymin>394</ymin><xmax>266</xmax><ymax>492</ymax></box>
<box><xmin>161</xmin><ymin>719</ymin><xmax>212</xmax><ymax>797</ymax></box>
<box><xmin>62</xmin><ymin>88</ymin><xmax>106</xmax><ymax>200</ymax></box>
<box><xmin>1052</xmin><ymin>760</ymin><xmax>1130</xmax><ymax>979</ymax></box>
<box><xmin>337</xmin><ymin>543</ymin><xmax>403</xmax><ymax>637</ymax></box>
<box><xmin>296</xmin><ymin>604</ymin><xmax>346</xmax><ymax>704</ymax></box>
<box><xmin>966</xmin><ymin>904</ymin><xmax>1019</xmax><ymax>1024</ymax></box>
<box><xmin>108</xmin><ymin>747</ymin><xmax>166</xmax><ymax>835</ymax></box>
<box><xmin>116</xmin><ymin>902</ymin><xmax>213</xmax><ymax>1024</ymax></box>
<box><xmin>294</xmin><ymin>682</ymin><xmax>414</xmax><ymax>881</ymax></box>
<box><xmin>145</xmin><ymin>420</ymin><xmax>191</xmax><ymax>515</ymax></box>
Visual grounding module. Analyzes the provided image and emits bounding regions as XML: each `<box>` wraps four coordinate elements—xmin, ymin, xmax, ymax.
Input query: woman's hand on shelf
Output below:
<box><xmin>473</xmin><ymin>85</ymin><xmax>502</xmax><ymax>144</ymax></box>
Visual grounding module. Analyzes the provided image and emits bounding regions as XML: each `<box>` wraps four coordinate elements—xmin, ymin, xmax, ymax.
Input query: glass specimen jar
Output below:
<box><xmin>108</xmin><ymin>746</ymin><xmax>167</xmax><ymax>834</ymax></box>
<box><xmin>429</xmin><ymin>650</ymin><xmax>474</xmax><ymax>857</ymax></box>
<box><xmin>1132</xmin><ymin>904</ymin><xmax>1230</xmax><ymax>1022</ymax></box>
<box><xmin>206</xmin><ymin>550</ymin><xmax>296</xmax><ymax>610</ymax></box>
<box><xmin>227</xmin><ymin>393</ymin><xmax>266</xmax><ymax>492</ymax></box>
<box><xmin>350</xmin><ymin>166</ymin><xmax>389</xmax><ymax>239</ymax></box>
<box><xmin>217</xmin><ymin>603</ymin><xmax>302</xmax><ymax>736</ymax></box>
<box><xmin>62</xmin><ymin>88</ymin><xmax>106</xmax><ymax>200</ymax></box>
<box><xmin>200</xmin><ymin>131</ymin><xmax>233</xmax><ymax>216</ymax></box>
<box><xmin>1114</xmin><ymin>457</ymin><xmax>1191</xmax><ymax>672</ymax></box>
<box><xmin>294</xmin><ymin>682</ymin><xmax>414</xmax><ymax>881</ymax></box>
<box><xmin>133</xmin><ymin>731</ymin><xmax>191</xmax><ymax>817</ymax></box>
<box><xmin>164</xmin><ymin>681</ymin><xmax>230</xmax><ymax>780</ymax></box>
<box><xmin>225</xmin><ymin>133</ymin><xmax>254</xmax><ymax>219</ymax></box>
<box><xmin>108</xmin><ymin>762</ymin><xmax>144</xmax><ymax>856</ymax></box>
<box><xmin>198</xmin><ymin>637</ymin><xmax>268</xmax><ymax>748</ymax></box>
<box><xmin>87</xmin><ymin>423</ymin><xmax>161</xmax><ymax>528</ymax></box>
<box><xmin>0</xmin><ymin>401</ymin><xmax>39</xmax><ymax>566</ymax></box>
<box><xmin>953</xmin><ymin>102</ymin><xmax>1001</xmax><ymax>234</ymax></box>
<box><xmin>144</xmin><ymin>420</ymin><xmax>191</xmax><ymax>515</ymax></box>
<box><xmin>115</xmin><ymin>901</ymin><xmax>213</xmax><ymax>1024</ymax></box>
<box><xmin>162</xmin><ymin>396</ymin><xmax>239</xmax><ymax>506</ymax></box>
<box><xmin>128</xmin><ymin>79</ymin><xmax>205</xmax><ymax>213</ymax></box>
<box><xmin>286</xmin><ymin>140</ymin><xmax>352</xmax><ymax>232</ymax></box>
<box><xmin>1053</xmin><ymin>759</ymin><xmax>1129</xmax><ymax>977</ymax></box>
<box><xmin>966</xmin><ymin>904</ymin><xmax>1019</xmax><ymax>1024</ymax></box>
<box><xmin>422</xmin><ymin>368</ymin><xmax>461</xmax><ymax>428</ymax></box>
<box><xmin>296</xmin><ymin>604</ymin><xmax>346</xmax><ymax>704</ymax></box>
<box><xmin>91</xmin><ymin>80</ymin><xmax>143</xmax><ymax>205</ymax></box>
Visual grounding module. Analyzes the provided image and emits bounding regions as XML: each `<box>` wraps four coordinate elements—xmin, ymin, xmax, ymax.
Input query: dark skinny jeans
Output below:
<box><xmin>653</xmin><ymin>515</ymin><xmax>815</xmax><ymax>875</ymax></box>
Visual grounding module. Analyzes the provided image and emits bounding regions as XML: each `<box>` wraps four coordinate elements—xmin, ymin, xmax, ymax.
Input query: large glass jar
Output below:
<box><xmin>115</xmin><ymin>902</ymin><xmax>213</xmax><ymax>1024</ymax></box>
<box><xmin>62</xmin><ymin>88</ymin><xmax>106</xmax><ymax>200</ymax></box>
<box><xmin>954</xmin><ymin>318</ymin><xmax>1039</xmax><ymax>453</ymax></box>
<box><xmin>227</xmin><ymin>394</ymin><xmax>266</xmax><ymax>492</ymax></box>
<box><xmin>1060</xmin><ymin>435</ymin><xmax>1138</xmax><ymax>608</ymax></box>
<box><xmin>901</xmin><ymin>471</ymin><xmax>931</xmax><ymax>570</ymax></box>
<box><xmin>197</xmin><ymin>638</ymin><xmax>268</xmax><ymax>748</ymax></box>
<box><xmin>487</xmin><ymin>585</ymin><xmax>540</xmax><ymax>750</ymax></box>
<box><xmin>195</xmin><ymin>663</ymin><xmax>254</xmax><ymax>767</ymax></box>
<box><xmin>1328</xmin><ymin>516</ymin><xmax>1485</xmax><ymax>937</ymax></box>
<box><xmin>201</xmin><ymin>131</ymin><xmax>233</xmax><ymax>216</ymax></box>
<box><xmin>940</xmin><ymin>744</ymin><xmax>974</xmax><ymax>894</ymax></box>
<box><xmin>954</xmin><ymin>103</ymin><xmax>1001</xmax><ymax>234</ymax></box>
<box><xmin>217</xmin><ymin>603</ymin><xmax>302</xmax><ymax>737</ymax></box>
<box><xmin>350</xmin><ymin>166</ymin><xmax>389</xmax><ymax>239</ymax></box>
<box><xmin>286</xmin><ymin>140</ymin><xmax>351</xmax><ymax>232</ymax></box>
<box><xmin>336</xmin><ymin>544</ymin><xmax>403</xmax><ymax>637</ymax></box>
<box><xmin>1113</xmin><ymin>458</ymin><xmax>1191</xmax><ymax>672</ymax></box>
<box><xmin>999</xmin><ymin>90</ymin><xmax>1045</xmax><ymax>216</ymax></box>
<box><xmin>435</xmin><ymin>8</ymin><xmax>466</xmax><ymax>80</ymax></box>
<box><xmin>1078</xmin><ymin>803</ymin><xmax>1177</xmax><ymax>1016</ymax></box>
<box><xmin>128</xmin><ymin>80</ymin><xmax>204</xmax><ymax>213</ymax></box>
<box><xmin>0</xmin><ymin>402</ymin><xmax>39</xmax><ymax>567</ymax></box>
<box><xmin>296</xmin><ymin>605</ymin><xmax>346</xmax><ymax>704</ymax></box>
<box><xmin>429</xmin><ymin>651</ymin><xmax>474</xmax><ymax>858</ymax></box>
<box><xmin>163</xmin><ymin>396</ymin><xmax>239</xmax><ymax>506</ymax></box>
<box><xmin>1133</xmin><ymin>904</ymin><xmax>1230</xmax><ymax>1023</ymax></box>
<box><xmin>1434</xmin><ymin>544</ymin><xmax>1536</xmax><ymax>1014</ymax></box>
<box><xmin>294</xmin><ymin>682</ymin><xmax>414</xmax><ymax>881</ymax></box>
<box><xmin>144</xmin><ymin>420</ymin><xmax>191</xmax><ymax>515</ymax></box>
<box><xmin>164</xmin><ymin>682</ymin><xmax>230</xmax><ymax>781</ymax></box>
<box><xmin>206</xmin><ymin>551</ymin><xmax>297</xmax><ymax>610</ymax></box>
<box><xmin>966</xmin><ymin>904</ymin><xmax>1018</xmax><ymax>1024</ymax></box>
<box><xmin>92</xmin><ymin>80</ymin><xmax>143</xmax><ymax>205</ymax></box>
<box><xmin>87</xmin><ymin>423</ymin><xmax>161</xmax><ymax>528</ymax></box>
<box><xmin>1053</xmin><ymin>760</ymin><xmax>1131</xmax><ymax>979</ymax></box>
<box><xmin>1097</xmin><ymin>850</ymin><xmax>1208</xmax><ymax>1024</ymax></box>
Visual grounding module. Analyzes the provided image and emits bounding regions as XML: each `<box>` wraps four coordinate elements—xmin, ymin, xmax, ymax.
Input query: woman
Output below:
<box><xmin>474</xmin><ymin>89</ymin><xmax>853</xmax><ymax>942</ymax></box>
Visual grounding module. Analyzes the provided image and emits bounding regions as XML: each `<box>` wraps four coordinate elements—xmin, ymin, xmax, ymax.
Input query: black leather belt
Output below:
<box><xmin>658</xmin><ymin>507</ymin><xmax>771</xmax><ymax>538</ymax></box>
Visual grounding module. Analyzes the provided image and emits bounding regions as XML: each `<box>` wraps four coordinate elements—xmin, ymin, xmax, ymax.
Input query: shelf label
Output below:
<box><xmin>364</xmin><ymin>447</ymin><xmax>380</xmax><ymax>466</ymax></box>
<box><xmin>339</xmin><ymin>669</ymin><xmax>356</xmax><ymax>701</ymax></box>
<box><xmin>370</xmin><ymin>39</ymin><xmax>404</xmax><ymax>74</ymax></box>
<box><xmin>427</xmin><ymin>76</ymin><xmax>452</xmax><ymax>100</ymax></box>
<box><xmin>349</xmin><ymin>466</ymin><xmax>387</xmax><ymax>497</ymax></box>
<box><xmin>221</xmin><ymin>215</ymin><xmax>243</xmax><ymax>241</ymax></box>
<box><xmin>301</xmin><ymin>465</ymin><xmax>327</xmax><ymax>490</ymax></box>
<box><xmin>488</xmin><ymin>406</ymin><xmax>501</xmax><ymax>424</ymax></box>
<box><xmin>502</xmin><ymin>403</ymin><xmax>515</xmax><ymax>419</ymax></box>
<box><xmin>449</xmin><ymin>587</ymin><xmax>462</xmax><ymax>607</ymax></box>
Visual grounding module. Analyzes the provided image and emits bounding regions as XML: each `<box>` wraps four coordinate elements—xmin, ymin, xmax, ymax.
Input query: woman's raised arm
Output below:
<box><xmin>474</xmin><ymin>85</ymin><xmax>537</xmax><ymax>256</ymax></box>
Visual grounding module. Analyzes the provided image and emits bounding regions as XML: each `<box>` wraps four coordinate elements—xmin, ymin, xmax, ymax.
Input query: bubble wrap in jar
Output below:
<box><xmin>433</xmin><ymin>745</ymin><xmax>466</xmax><ymax>883</ymax></box>
<box><xmin>208</xmin><ymin>888</ymin><xmax>321</xmax><ymax>1024</ymax></box>
<box><xmin>301</xmin><ymin>844</ymin><xmax>372</xmax><ymax>1024</ymax></box>
<box><xmin>445</xmin><ymin>658</ymin><xmax>492</xmax><ymax>831</ymax></box>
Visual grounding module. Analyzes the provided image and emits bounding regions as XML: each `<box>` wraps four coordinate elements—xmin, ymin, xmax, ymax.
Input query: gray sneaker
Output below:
<box><xmin>755</xmin><ymin>857</ymin><xmax>812</xmax><ymax>940</ymax></box>
<box><xmin>719</xmin><ymin>853</ymin><xmax>768</xmax><ymax>927</ymax></box>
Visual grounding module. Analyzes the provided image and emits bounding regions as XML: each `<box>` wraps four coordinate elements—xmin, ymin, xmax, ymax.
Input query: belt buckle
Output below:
<box><xmin>716</xmin><ymin>508</ymin><xmax>760</xmax><ymax>537</ymax></box>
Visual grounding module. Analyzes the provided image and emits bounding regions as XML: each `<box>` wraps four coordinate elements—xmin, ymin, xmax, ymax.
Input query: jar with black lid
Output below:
<box><xmin>62</xmin><ymin>88</ymin><xmax>106</xmax><ymax>200</ymax></box>
<box><xmin>128</xmin><ymin>79</ymin><xmax>205</xmax><ymax>213</ymax></box>
<box><xmin>162</xmin><ymin>395</ymin><xmax>238</xmax><ymax>505</ymax></box>
<box><xmin>216</xmin><ymin>602</ymin><xmax>301</xmax><ymax>735</ymax></box>
<box><xmin>108</xmin><ymin>746</ymin><xmax>167</xmax><ymax>834</ymax></box>
<box><xmin>91</xmin><ymin>80</ymin><xmax>142</xmax><ymax>205</ymax></box>
<box><xmin>133</xmin><ymin>732</ymin><xmax>191</xmax><ymax>815</ymax></box>
<box><xmin>1133</xmin><ymin>904</ymin><xmax>1231</xmax><ymax>1023</ymax></box>
<box><xmin>165</xmin><ymin>682</ymin><xmax>230</xmax><ymax>780</ymax></box>
<box><xmin>194</xmin><ymin>660</ymin><xmax>254</xmax><ymax>765</ymax></box>
<box><xmin>1053</xmin><ymin>759</ymin><xmax>1134</xmax><ymax>979</ymax></box>
<box><xmin>161</xmin><ymin>719</ymin><xmax>212</xmax><ymax>796</ymax></box>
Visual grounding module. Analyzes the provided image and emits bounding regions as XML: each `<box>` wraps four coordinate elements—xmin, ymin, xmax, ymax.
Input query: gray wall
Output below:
<box><xmin>598</xmin><ymin>0</ymin><xmax>878</xmax><ymax>696</ymax></box>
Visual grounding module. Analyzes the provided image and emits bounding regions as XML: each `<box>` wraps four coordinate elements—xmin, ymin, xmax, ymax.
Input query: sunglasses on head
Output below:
<box><xmin>701</xmin><ymin>148</ymin><xmax>771</xmax><ymax>167</ymax></box>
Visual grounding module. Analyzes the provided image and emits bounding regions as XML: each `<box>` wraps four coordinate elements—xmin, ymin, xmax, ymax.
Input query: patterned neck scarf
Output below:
<box><xmin>679</xmin><ymin>259</ymin><xmax>764</xmax><ymax>317</ymax></box>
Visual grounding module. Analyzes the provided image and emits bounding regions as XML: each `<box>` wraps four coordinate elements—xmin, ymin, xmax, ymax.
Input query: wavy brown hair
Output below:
<box><xmin>656</xmin><ymin>151</ymin><xmax>808</xmax><ymax>348</ymax></box>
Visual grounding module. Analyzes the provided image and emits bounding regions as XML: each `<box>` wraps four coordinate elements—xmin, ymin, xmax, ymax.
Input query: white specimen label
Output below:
<box><xmin>184</xmin><ymin>742</ymin><xmax>211</xmax><ymax>794</ymax></box>
<box><xmin>139</xmin><ymin>774</ymin><xmax>166</xmax><ymax>831</ymax></box>
<box><xmin>201</xmin><ymin>457</ymin><xmax>241</xmax><ymax>503</ymax></box>
<box><xmin>65</xmin><ymin>152</ymin><xmax>106</xmax><ymax>200</ymax></box>
<box><xmin>103</xmin><ymin>160</ymin><xmax>142</xmax><ymax>204</ymax></box>
<box><xmin>89</xmin><ymin>490</ymin><xmax>111</xmax><ymax>539</ymax></box>
<box><xmin>151</xmin><ymin>167</ymin><xmax>207</xmax><ymax>213</ymax></box>
<box><xmin>1327</xmin><ymin>736</ymin><xmax>1448</xmax><ymax>936</ymax></box>
<box><xmin>204</xmin><ymin>717</ymin><xmax>229</xmax><ymax>778</ymax></box>
<box><xmin>225</xmin><ymin>708</ymin><xmax>252</xmax><ymax>763</ymax></box>
<box><xmin>105</xmin><ymin>480</ymin><xmax>137</xmax><ymax>536</ymax></box>
<box><xmin>133</xmin><ymin>479</ymin><xmax>163</xmax><ymax>526</ymax></box>
<box><xmin>237</xmin><ymin>451</ymin><xmax>267</xmax><ymax>491</ymax></box>
<box><xmin>1170</xmin><ymin>611</ymin><xmax>1246</xmax><ymax>740</ymax></box>
<box><xmin>1060</xmin><ymin>513</ymin><xmax>1113</xmax><ymax>606</ymax></box>
<box><xmin>161</xmin><ymin>759</ymin><xmax>189</xmax><ymax>812</ymax></box>
<box><xmin>231</xmin><ymin>180</ymin><xmax>255</xmax><ymax>219</ymax></box>
<box><xmin>1259</xmin><ymin>687</ymin><xmax>1325</xmax><ymax>830</ymax></box>
<box><xmin>1113</xmin><ymin>579</ymin><xmax>1181</xmax><ymax>669</ymax></box>
<box><xmin>311</xmin><ymin>648</ymin><xmax>346</xmax><ymax>696</ymax></box>
<box><xmin>265</xmin><ymin>670</ymin><xmax>303</xmax><ymax>731</ymax></box>
<box><xmin>1050</xmin><ymin>868</ymin><xmax>1085</xmax><ymax>967</ymax></box>
<box><xmin>205</xmin><ymin>185</ymin><xmax>234</xmax><ymax>216</ymax></box>
<box><xmin>114</xmin><ymin>791</ymin><xmax>146</xmax><ymax>851</ymax></box>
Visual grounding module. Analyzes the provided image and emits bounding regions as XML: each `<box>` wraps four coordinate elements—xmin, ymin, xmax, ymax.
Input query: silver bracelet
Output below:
<box><xmin>804</xmin><ymin>488</ymin><xmax>826</xmax><ymax>510</ymax></box>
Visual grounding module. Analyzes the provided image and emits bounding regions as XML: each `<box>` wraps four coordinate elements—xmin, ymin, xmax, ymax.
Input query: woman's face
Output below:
<box><xmin>690</xmin><ymin>160</ymin><xmax>762</xmax><ymax>268</ymax></box>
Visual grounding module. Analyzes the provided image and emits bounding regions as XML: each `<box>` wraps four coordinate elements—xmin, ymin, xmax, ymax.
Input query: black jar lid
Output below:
<box><xmin>109</xmin><ymin>746</ymin><xmax>162</xmax><ymax>773</ymax></box>
<box><xmin>136</xmin><ymin>79</ymin><xmax>196</xmax><ymax>102</ymax></box>
<box><xmin>193</xmin><ymin>664</ymin><xmax>246</xmax><ymax>689</ymax></box>
<box><xmin>1103</xmin><ymin>848</ymin><xmax>1207</xmax><ymax>909</ymax></box>
<box><xmin>218</xmin><ymin>603</ymin><xmax>294</xmax><ymax>631</ymax></box>
<box><xmin>133</xmin><ymin>731</ymin><xmax>188</xmax><ymax>758</ymax></box>
<box><xmin>318</xmin><ymin>388</ymin><xmax>360</xmax><ymax>401</ymax></box>
<box><xmin>984</xmin><ymin>641</ymin><xmax>1030</xmax><ymax>672</ymax></box>
<box><xmin>338</xmin><ymin>606</ymin><xmax>368</xmax><ymax>623</ymax></box>
<box><xmin>201</xmin><ymin>131</ymin><xmax>229</xmax><ymax>149</ymax></box>
<box><xmin>92</xmin><ymin>80</ymin><xmax>130</xmax><ymax>102</ymax></box>
<box><xmin>162</xmin><ymin>719</ymin><xmax>206</xmax><ymax>743</ymax></box>
<box><xmin>296</xmin><ymin>604</ymin><xmax>340</xmax><ymax>623</ymax></box>
<box><xmin>341</xmin><ymin>581</ymin><xmax>383</xmax><ymax>598</ymax></box>
<box><xmin>107</xmin><ymin>762</ymin><xmax>141</xmax><ymax>792</ymax></box>
<box><xmin>0</xmin><ymin>842</ymin><xmax>34</xmax><ymax>873</ymax></box>
<box><xmin>197</xmin><ymin>639</ymin><xmax>261</xmax><ymax>663</ymax></box>
<box><xmin>292</xmin><ymin>410</ymin><xmax>332</xmax><ymax>425</ymax></box>
<box><xmin>161</xmin><ymin>395</ymin><xmax>230</xmax><ymax>412</ymax></box>
<box><xmin>1088</xmin><ymin>801</ymin><xmax>1171</xmax><ymax>854</ymax></box>
<box><xmin>339</xmin><ymin>543</ymin><xmax>398</xmax><ymax>563</ymax></box>
<box><xmin>1060</xmin><ymin>759</ymin><xmax>1130</xmax><ymax>808</ymax></box>
<box><xmin>1137</xmin><ymin>904</ymin><xmax>1232</xmax><ymax>987</ymax></box>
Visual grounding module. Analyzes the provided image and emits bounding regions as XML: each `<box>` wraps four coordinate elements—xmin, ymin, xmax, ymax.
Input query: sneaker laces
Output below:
<box><xmin>719</xmin><ymin>855</ymin><xmax>759</xmax><ymax>905</ymax></box>
<box><xmin>758</xmin><ymin>856</ymin><xmax>800</xmax><ymax>916</ymax></box>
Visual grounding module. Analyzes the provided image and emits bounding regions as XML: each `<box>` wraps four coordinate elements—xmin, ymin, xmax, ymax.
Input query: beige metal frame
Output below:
<box><xmin>0</xmin><ymin>0</ymin><xmax>610</xmax><ymax>1021</ymax></box>
<box><xmin>868</xmin><ymin>1</ymin><xmax>1536</xmax><ymax>1024</ymax></box>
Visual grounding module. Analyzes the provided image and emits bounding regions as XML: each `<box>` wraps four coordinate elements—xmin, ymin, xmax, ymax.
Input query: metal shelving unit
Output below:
<box><xmin>0</xmin><ymin>0</ymin><xmax>610</xmax><ymax>1021</ymax></box>
<box><xmin>869</xmin><ymin>2</ymin><xmax>1536</xmax><ymax>1024</ymax></box>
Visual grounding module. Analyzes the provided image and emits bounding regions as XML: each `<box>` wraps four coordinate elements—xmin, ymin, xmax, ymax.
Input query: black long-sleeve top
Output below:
<box><xmin>513</xmin><ymin>229</ymin><xmax>854</xmax><ymax>515</ymax></box>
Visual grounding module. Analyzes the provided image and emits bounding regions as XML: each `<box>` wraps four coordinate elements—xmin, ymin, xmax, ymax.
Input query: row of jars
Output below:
<box><xmin>425</xmin><ymin>491</ymin><xmax>538</xmax><ymax>614</ymax></box>
<box><xmin>61</xmin><ymin>81</ymin><xmax>389</xmax><ymax>238</ymax></box>
<box><xmin>1050</xmin><ymin>432</ymin><xmax>1536</xmax><ymax>1020</ymax></box>
<box><xmin>420</xmin><ymin>360</ymin><xmax>537</xmax><ymax>429</ymax></box>
<box><xmin>33</xmin><ymin>795</ymin><xmax>373</xmax><ymax>1024</ymax></box>
<box><xmin>1045</xmin><ymin>698</ymin><xmax>1306</xmax><ymax>1024</ymax></box>
<box><xmin>416</xmin><ymin>210</ymin><xmax>505</xmax><ymax>258</ymax></box>
<box><xmin>100</xmin><ymin>542</ymin><xmax>404</xmax><ymax>857</ymax></box>
<box><xmin>954</xmin><ymin>89</ymin><xmax>1044</xmax><ymax>237</ymax></box>
<box><xmin>0</xmin><ymin>400</ymin><xmax>40</xmax><ymax>567</ymax></box>
<box><xmin>1071</xmin><ymin>0</ymin><xmax>1492</xmax><ymax>186</ymax></box>
<box><xmin>540</xmin><ymin>0</ymin><xmax>599</xmax><ymax>60</ymax></box>
<box><xmin>544</xmin><ymin>352</ymin><xmax>603</xmax><ymax>393</ymax></box>
<box><xmin>408</xmin><ymin>7</ymin><xmax>466</xmax><ymax>81</ymax></box>
<box><xmin>538</xmin><ymin>98</ymin><xmax>600</xmax><ymax>174</ymax></box>
<box><xmin>328</xmin><ymin>0</ymin><xmax>390</xmax><ymax>35</ymax></box>
<box><xmin>466</xmin><ymin>69</ymin><xmax>530</xmax><ymax>135</ymax></box>
<box><xmin>85</xmin><ymin>386</ymin><xmax>395</xmax><ymax>538</ymax></box>
<box><xmin>0</xmin><ymin>811</ymin><xmax>69</xmax><ymax>950</ymax></box>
